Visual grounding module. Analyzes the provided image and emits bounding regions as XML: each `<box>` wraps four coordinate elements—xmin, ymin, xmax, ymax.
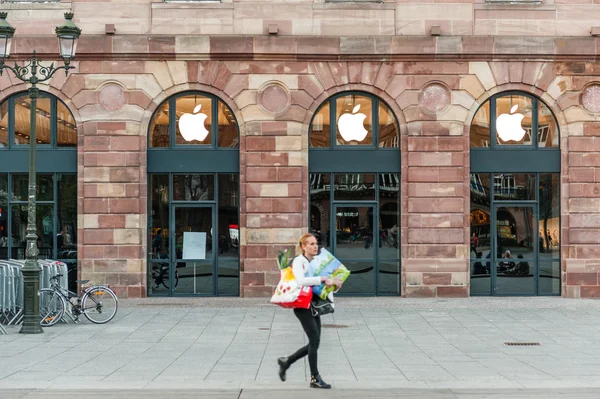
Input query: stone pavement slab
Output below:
<box><xmin>2</xmin><ymin>297</ymin><xmax>600</xmax><ymax>392</ymax></box>
<box><xmin>2</xmin><ymin>389</ymin><xmax>600</xmax><ymax>399</ymax></box>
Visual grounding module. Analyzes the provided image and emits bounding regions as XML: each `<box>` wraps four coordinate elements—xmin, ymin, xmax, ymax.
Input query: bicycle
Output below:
<box><xmin>39</xmin><ymin>273</ymin><xmax>118</xmax><ymax>327</ymax></box>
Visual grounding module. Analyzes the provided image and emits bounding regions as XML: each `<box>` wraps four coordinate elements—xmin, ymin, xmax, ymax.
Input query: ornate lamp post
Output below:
<box><xmin>0</xmin><ymin>12</ymin><xmax>81</xmax><ymax>334</ymax></box>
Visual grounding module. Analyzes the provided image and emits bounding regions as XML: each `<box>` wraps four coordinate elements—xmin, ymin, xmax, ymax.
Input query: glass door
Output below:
<box><xmin>171</xmin><ymin>205</ymin><xmax>216</xmax><ymax>295</ymax></box>
<box><xmin>493</xmin><ymin>204</ymin><xmax>536</xmax><ymax>296</ymax></box>
<box><xmin>333</xmin><ymin>204</ymin><xmax>376</xmax><ymax>295</ymax></box>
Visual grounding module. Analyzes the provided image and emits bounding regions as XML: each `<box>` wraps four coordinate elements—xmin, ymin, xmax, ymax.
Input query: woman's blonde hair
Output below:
<box><xmin>297</xmin><ymin>233</ymin><xmax>316</xmax><ymax>255</ymax></box>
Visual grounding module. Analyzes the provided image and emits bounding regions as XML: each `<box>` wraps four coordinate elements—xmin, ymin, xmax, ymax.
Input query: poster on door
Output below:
<box><xmin>182</xmin><ymin>232</ymin><xmax>206</xmax><ymax>260</ymax></box>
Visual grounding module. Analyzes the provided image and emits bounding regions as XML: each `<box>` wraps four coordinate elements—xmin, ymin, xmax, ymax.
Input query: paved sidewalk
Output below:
<box><xmin>1</xmin><ymin>297</ymin><xmax>600</xmax><ymax>392</ymax></box>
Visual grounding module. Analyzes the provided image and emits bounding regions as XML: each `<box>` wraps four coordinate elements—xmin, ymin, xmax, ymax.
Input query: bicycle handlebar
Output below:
<box><xmin>50</xmin><ymin>274</ymin><xmax>64</xmax><ymax>280</ymax></box>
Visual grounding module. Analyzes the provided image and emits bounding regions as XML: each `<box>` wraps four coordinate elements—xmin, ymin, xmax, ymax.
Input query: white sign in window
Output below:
<box><xmin>182</xmin><ymin>232</ymin><xmax>206</xmax><ymax>260</ymax></box>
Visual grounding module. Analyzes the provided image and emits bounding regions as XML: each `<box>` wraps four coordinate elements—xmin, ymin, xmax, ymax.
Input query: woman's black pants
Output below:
<box><xmin>287</xmin><ymin>307</ymin><xmax>321</xmax><ymax>376</ymax></box>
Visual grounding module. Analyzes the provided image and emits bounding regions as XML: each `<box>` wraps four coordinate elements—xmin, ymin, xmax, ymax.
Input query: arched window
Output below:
<box><xmin>147</xmin><ymin>91</ymin><xmax>240</xmax><ymax>297</ymax></box>
<box><xmin>0</xmin><ymin>92</ymin><xmax>78</xmax><ymax>279</ymax></box>
<box><xmin>309</xmin><ymin>92</ymin><xmax>401</xmax><ymax>296</ymax></box>
<box><xmin>469</xmin><ymin>92</ymin><xmax>560</xmax><ymax>297</ymax></box>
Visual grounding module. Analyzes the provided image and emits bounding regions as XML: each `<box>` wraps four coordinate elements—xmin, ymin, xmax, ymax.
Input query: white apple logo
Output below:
<box><xmin>178</xmin><ymin>104</ymin><xmax>209</xmax><ymax>142</ymax></box>
<box><xmin>496</xmin><ymin>104</ymin><xmax>526</xmax><ymax>142</ymax></box>
<box><xmin>338</xmin><ymin>104</ymin><xmax>368</xmax><ymax>142</ymax></box>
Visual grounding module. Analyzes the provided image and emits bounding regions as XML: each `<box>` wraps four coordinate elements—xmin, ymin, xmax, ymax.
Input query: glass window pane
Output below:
<box><xmin>149</xmin><ymin>174</ymin><xmax>169</xmax><ymax>260</ymax></box>
<box><xmin>335</xmin><ymin>206</ymin><xmax>374</xmax><ymax>259</ymax></box>
<box><xmin>378</xmin><ymin>102</ymin><xmax>399</xmax><ymax>148</ymax></box>
<box><xmin>14</xmin><ymin>94</ymin><xmax>51</xmax><ymax>145</ymax></box>
<box><xmin>378</xmin><ymin>260</ymin><xmax>400</xmax><ymax>295</ymax></box>
<box><xmin>335</xmin><ymin>95</ymin><xmax>373</xmax><ymax>146</ymax></box>
<box><xmin>12</xmin><ymin>174</ymin><xmax>53</xmax><ymax>201</ymax></box>
<box><xmin>470</xmin><ymin>173</ymin><xmax>491</xmax><ymax>260</ymax></box>
<box><xmin>539</xmin><ymin>261</ymin><xmax>560</xmax><ymax>295</ymax></box>
<box><xmin>218</xmin><ymin>174</ymin><xmax>240</xmax><ymax>295</ymax></box>
<box><xmin>173</xmin><ymin>174</ymin><xmax>214</xmax><ymax>201</ymax></box>
<box><xmin>310</xmin><ymin>173</ymin><xmax>330</xmax><ymax>249</ymax></box>
<box><xmin>379</xmin><ymin>173</ymin><xmax>399</xmax><ymax>258</ymax></box>
<box><xmin>56</xmin><ymin>101</ymin><xmax>77</xmax><ymax>147</ymax></box>
<box><xmin>310</xmin><ymin>102</ymin><xmax>330</xmax><ymax>148</ymax></box>
<box><xmin>217</xmin><ymin>101</ymin><xmax>238</xmax><ymax>148</ymax></box>
<box><xmin>174</xmin><ymin>207</ymin><xmax>213</xmax><ymax>295</ymax></box>
<box><xmin>496</xmin><ymin>206</ymin><xmax>535</xmax><ymax>259</ymax></box>
<box><xmin>495</xmin><ymin>262</ymin><xmax>535</xmax><ymax>295</ymax></box>
<box><xmin>495</xmin><ymin>95</ymin><xmax>533</xmax><ymax>146</ymax></box>
<box><xmin>0</xmin><ymin>100</ymin><xmax>7</xmax><ymax>148</ymax></box>
<box><xmin>338</xmin><ymin>261</ymin><xmax>374</xmax><ymax>295</ymax></box>
<box><xmin>470</xmin><ymin>102</ymin><xmax>490</xmax><ymax>148</ymax></box>
<box><xmin>0</xmin><ymin>174</ymin><xmax>7</xmax><ymax>259</ymax></box>
<box><xmin>57</xmin><ymin>174</ymin><xmax>77</xmax><ymax>260</ymax></box>
<box><xmin>149</xmin><ymin>101</ymin><xmax>169</xmax><ymax>148</ymax></box>
<box><xmin>333</xmin><ymin>173</ymin><xmax>376</xmax><ymax>200</ymax></box>
<box><xmin>470</xmin><ymin>260</ymin><xmax>491</xmax><ymax>296</ymax></box>
<box><xmin>539</xmin><ymin>173</ymin><xmax>560</xmax><ymax>258</ymax></box>
<box><xmin>538</xmin><ymin>102</ymin><xmax>559</xmax><ymax>148</ymax></box>
<box><xmin>493</xmin><ymin>173</ymin><xmax>535</xmax><ymax>201</ymax></box>
<box><xmin>11</xmin><ymin>203</ymin><xmax>53</xmax><ymax>260</ymax></box>
<box><xmin>175</xmin><ymin>95</ymin><xmax>212</xmax><ymax>146</ymax></box>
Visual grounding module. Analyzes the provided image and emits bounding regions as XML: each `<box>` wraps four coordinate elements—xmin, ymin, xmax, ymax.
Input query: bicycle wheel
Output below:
<box><xmin>160</xmin><ymin>268</ymin><xmax>170</xmax><ymax>289</ymax></box>
<box><xmin>39</xmin><ymin>289</ymin><xmax>65</xmax><ymax>327</ymax></box>
<box><xmin>81</xmin><ymin>286</ymin><xmax>118</xmax><ymax>324</ymax></box>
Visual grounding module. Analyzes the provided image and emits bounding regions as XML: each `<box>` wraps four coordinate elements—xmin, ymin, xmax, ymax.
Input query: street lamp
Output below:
<box><xmin>0</xmin><ymin>12</ymin><xmax>81</xmax><ymax>334</ymax></box>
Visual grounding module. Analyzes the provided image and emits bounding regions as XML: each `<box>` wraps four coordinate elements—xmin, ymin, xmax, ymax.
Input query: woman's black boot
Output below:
<box><xmin>277</xmin><ymin>357</ymin><xmax>289</xmax><ymax>382</ymax></box>
<box><xmin>310</xmin><ymin>374</ymin><xmax>331</xmax><ymax>389</ymax></box>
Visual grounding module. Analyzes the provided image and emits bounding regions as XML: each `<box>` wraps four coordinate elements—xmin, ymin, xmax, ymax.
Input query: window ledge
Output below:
<box><xmin>152</xmin><ymin>1</ymin><xmax>233</xmax><ymax>10</ymax></box>
<box><xmin>475</xmin><ymin>3</ymin><xmax>555</xmax><ymax>11</ymax></box>
<box><xmin>0</xmin><ymin>1</ymin><xmax>70</xmax><ymax>11</ymax></box>
<box><xmin>315</xmin><ymin>2</ymin><xmax>393</xmax><ymax>11</ymax></box>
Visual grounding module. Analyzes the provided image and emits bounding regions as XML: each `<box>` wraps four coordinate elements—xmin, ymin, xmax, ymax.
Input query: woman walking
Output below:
<box><xmin>277</xmin><ymin>233</ymin><xmax>341</xmax><ymax>389</ymax></box>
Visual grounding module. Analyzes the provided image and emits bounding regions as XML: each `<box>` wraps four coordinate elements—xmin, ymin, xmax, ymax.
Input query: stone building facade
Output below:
<box><xmin>1</xmin><ymin>0</ymin><xmax>600</xmax><ymax>298</ymax></box>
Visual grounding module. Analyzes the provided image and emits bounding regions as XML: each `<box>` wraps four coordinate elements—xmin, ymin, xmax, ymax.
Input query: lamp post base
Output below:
<box><xmin>19</xmin><ymin>264</ymin><xmax>43</xmax><ymax>334</ymax></box>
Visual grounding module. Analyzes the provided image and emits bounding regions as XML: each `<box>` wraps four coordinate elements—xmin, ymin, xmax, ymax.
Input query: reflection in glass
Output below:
<box><xmin>495</xmin><ymin>95</ymin><xmax>533</xmax><ymax>146</ymax></box>
<box><xmin>495</xmin><ymin>261</ymin><xmax>535</xmax><ymax>295</ymax></box>
<box><xmin>174</xmin><ymin>207</ymin><xmax>213</xmax><ymax>295</ymax></box>
<box><xmin>56</xmin><ymin>101</ymin><xmax>77</xmax><ymax>147</ymax></box>
<box><xmin>378</xmin><ymin>102</ymin><xmax>399</xmax><ymax>148</ymax></box>
<box><xmin>175</xmin><ymin>95</ymin><xmax>212</xmax><ymax>145</ymax></box>
<box><xmin>493</xmin><ymin>173</ymin><xmax>535</xmax><ymax>201</ymax></box>
<box><xmin>11</xmin><ymin>204</ymin><xmax>54</xmax><ymax>259</ymax></box>
<box><xmin>149</xmin><ymin>102</ymin><xmax>169</xmax><ymax>148</ymax></box>
<box><xmin>57</xmin><ymin>174</ymin><xmax>77</xmax><ymax>259</ymax></box>
<box><xmin>173</xmin><ymin>174</ymin><xmax>214</xmax><ymax>201</ymax></box>
<box><xmin>379</xmin><ymin>173</ymin><xmax>399</xmax><ymax>257</ymax></box>
<box><xmin>0</xmin><ymin>174</ymin><xmax>6</xmax><ymax>259</ymax></box>
<box><xmin>13</xmin><ymin>174</ymin><xmax>53</xmax><ymax>201</ymax></box>
<box><xmin>217</xmin><ymin>101</ymin><xmax>238</xmax><ymax>148</ymax></box>
<box><xmin>337</xmin><ymin>261</ymin><xmax>374</xmax><ymax>295</ymax></box>
<box><xmin>310</xmin><ymin>173</ymin><xmax>330</xmax><ymax>248</ymax></box>
<box><xmin>538</xmin><ymin>102</ymin><xmax>559</xmax><ymax>148</ymax></box>
<box><xmin>335</xmin><ymin>206</ymin><xmax>374</xmax><ymax>259</ymax></box>
<box><xmin>150</xmin><ymin>175</ymin><xmax>169</xmax><ymax>257</ymax></box>
<box><xmin>539</xmin><ymin>173</ymin><xmax>560</xmax><ymax>258</ymax></box>
<box><xmin>470</xmin><ymin>260</ymin><xmax>491</xmax><ymax>296</ymax></box>
<box><xmin>310</xmin><ymin>103</ymin><xmax>330</xmax><ymax>148</ymax></box>
<box><xmin>0</xmin><ymin>100</ymin><xmax>7</xmax><ymax>148</ymax></box>
<box><xmin>335</xmin><ymin>95</ymin><xmax>373</xmax><ymax>145</ymax></box>
<box><xmin>333</xmin><ymin>173</ymin><xmax>375</xmax><ymax>200</ymax></box>
<box><xmin>378</xmin><ymin>260</ymin><xmax>399</xmax><ymax>295</ymax></box>
<box><xmin>217</xmin><ymin>174</ymin><xmax>239</xmax><ymax>261</ymax></box>
<box><xmin>496</xmin><ymin>206</ymin><xmax>535</xmax><ymax>259</ymax></box>
<box><xmin>470</xmin><ymin>102</ymin><xmax>490</xmax><ymax>148</ymax></box>
<box><xmin>539</xmin><ymin>261</ymin><xmax>560</xmax><ymax>295</ymax></box>
<box><xmin>14</xmin><ymin>94</ymin><xmax>52</xmax><ymax>145</ymax></box>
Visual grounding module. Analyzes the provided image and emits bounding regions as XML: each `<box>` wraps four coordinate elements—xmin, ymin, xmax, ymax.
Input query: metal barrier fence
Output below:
<box><xmin>0</xmin><ymin>259</ymin><xmax>69</xmax><ymax>334</ymax></box>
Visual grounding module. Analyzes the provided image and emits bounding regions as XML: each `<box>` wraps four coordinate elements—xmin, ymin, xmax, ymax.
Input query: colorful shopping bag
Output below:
<box><xmin>309</xmin><ymin>248</ymin><xmax>351</xmax><ymax>300</ymax></box>
<box><xmin>270</xmin><ymin>266</ymin><xmax>312</xmax><ymax>309</ymax></box>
